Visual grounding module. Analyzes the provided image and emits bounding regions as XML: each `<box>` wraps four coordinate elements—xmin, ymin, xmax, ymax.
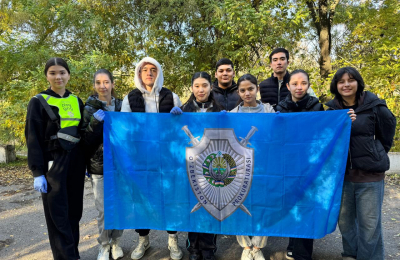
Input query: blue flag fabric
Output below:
<box><xmin>104</xmin><ymin>110</ymin><xmax>351</xmax><ymax>239</ymax></box>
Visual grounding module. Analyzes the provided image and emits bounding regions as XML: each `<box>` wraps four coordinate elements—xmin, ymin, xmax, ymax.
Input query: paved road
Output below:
<box><xmin>1</xmin><ymin>180</ymin><xmax>399</xmax><ymax>260</ymax></box>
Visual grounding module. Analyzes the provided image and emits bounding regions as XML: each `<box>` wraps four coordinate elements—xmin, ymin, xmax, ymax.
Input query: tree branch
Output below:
<box><xmin>305</xmin><ymin>0</ymin><xmax>321</xmax><ymax>34</ymax></box>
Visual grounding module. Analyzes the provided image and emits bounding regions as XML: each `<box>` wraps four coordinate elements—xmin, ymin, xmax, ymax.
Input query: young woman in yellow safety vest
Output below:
<box><xmin>25</xmin><ymin>57</ymin><xmax>86</xmax><ymax>260</ymax></box>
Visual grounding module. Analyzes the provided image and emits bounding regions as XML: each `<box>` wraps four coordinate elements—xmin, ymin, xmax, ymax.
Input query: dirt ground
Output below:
<box><xmin>1</xmin><ymin>158</ymin><xmax>399</xmax><ymax>260</ymax></box>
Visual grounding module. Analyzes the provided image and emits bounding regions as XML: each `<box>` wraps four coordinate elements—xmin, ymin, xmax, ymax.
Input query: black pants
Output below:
<box><xmin>42</xmin><ymin>148</ymin><xmax>85</xmax><ymax>260</ymax></box>
<box><xmin>287</xmin><ymin>237</ymin><xmax>314</xmax><ymax>260</ymax></box>
<box><xmin>135</xmin><ymin>229</ymin><xmax>177</xmax><ymax>236</ymax></box>
<box><xmin>186</xmin><ymin>232</ymin><xmax>217</xmax><ymax>257</ymax></box>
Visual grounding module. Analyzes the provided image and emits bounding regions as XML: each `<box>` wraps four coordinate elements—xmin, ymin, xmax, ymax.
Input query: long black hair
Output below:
<box><xmin>44</xmin><ymin>57</ymin><xmax>70</xmax><ymax>75</ymax></box>
<box><xmin>330</xmin><ymin>67</ymin><xmax>365</xmax><ymax>105</ymax></box>
<box><xmin>182</xmin><ymin>71</ymin><xmax>223</xmax><ymax>112</ymax></box>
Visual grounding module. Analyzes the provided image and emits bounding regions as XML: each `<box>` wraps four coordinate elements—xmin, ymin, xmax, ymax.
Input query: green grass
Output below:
<box><xmin>0</xmin><ymin>155</ymin><xmax>28</xmax><ymax>168</ymax></box>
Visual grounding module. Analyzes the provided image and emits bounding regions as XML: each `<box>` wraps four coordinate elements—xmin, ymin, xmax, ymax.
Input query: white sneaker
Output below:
<box><xmin>111</xmin><ymin>240</ymin><xmax>124</xmax><ymax>259</ymax></box>
<box><xmin>252</xmin><ymin>248</ymin><xmax>265</xmax><ymax>260</ymax></box>
<box><xmin>168</xmin><ymin>234</ymin><xmax>183</xmax><ymax>260</ymax></box>
<box><xmin>131</xmin><ymin>235</ymin><xmax>150</xmax><ymax>260</ymax></box>
<box><xmin>241</xmin><ymin>248</ymin><xmax>253</xmax><ymax>260</ymax></box>
<box><xmin>97</xmin><ymin>245</ymin><xmax>111</xmax><ymax>260</ymax></box>
<box><xmin>286</xmin><ymin>251</ymin><xmax>294</xmax><ymax>260</ymax></box>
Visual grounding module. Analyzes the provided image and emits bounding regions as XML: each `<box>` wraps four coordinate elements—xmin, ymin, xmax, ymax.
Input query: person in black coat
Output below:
<box><xmin>82</xmin><ymin>69</ymin><xmax>124</xmax><ymax>260</ymax></box>
<box><xmin>259</xmin><ymin>48</ymin><xmax>316</xmax><ymax>107</ymax></box>
<box><xmin>276</xmin><ymin>69</ymin><xmax>322</xmax><ymax>260</ymax></box>
<box><xmin>326</xmin><ymin>67</ymin><xmax>396</xmax><ymax>260</ymax></box>
<box><xmin>211</xmin><ymin>58</ymin><xmax>240</xmax><ymax>111</ymax></box>
<box><xmin>276</xmin><ymin>70</ymin><xmax>356</xmax><ymax>260</ymax></box>
<box><xmin>170</xmin><ymin>72</ymin><xmax>222</xmax><ymax>260</ymax></box>
<box><xmin>25</xmin><ymin>57</ymin><xmax>86</xmax><ymax>260</ymax></box>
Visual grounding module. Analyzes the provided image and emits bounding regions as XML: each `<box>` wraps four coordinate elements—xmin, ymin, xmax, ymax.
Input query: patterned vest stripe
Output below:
<box><xmin>40</xmin><ymin>94</ymin><xmax>81</xmax><ymax>128</ymax></box>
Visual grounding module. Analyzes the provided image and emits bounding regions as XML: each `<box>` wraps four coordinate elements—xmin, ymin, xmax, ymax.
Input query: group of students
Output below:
<box><xmin>25</xmin><ymin>47</ymin><xmax>396</xmax><ymax>260</ymax></box>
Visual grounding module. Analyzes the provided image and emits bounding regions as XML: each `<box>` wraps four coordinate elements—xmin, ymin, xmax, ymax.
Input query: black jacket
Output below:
<box><xmin>212</xmin><ymin>81</ymin><xmax>240</xmax><ymax>111</ymax></box>
<box><xmin>259</xmin><ymin>72</ymin><xmax>290</xmax><ymax>106</ymax></box>
<box><xmin>276</xmin><ymin>94</ymin><xmax>324</xmax><ymax>113</ymax></box>
<box><xmin>82</xmin><ymin>95</ymin><xmax>122</xmax><ymax>175</ymax></box>
<box><xmin>25</xmin><ymin>89</ymin><xmax>85</xmax><ymax>177</ymax></box>
<box><xmin>181</xmin><ymin>93</ymin><xmax>222</xmax><ymax>113</ymax></box>
<box><xmin>325</xmin><ymin>91</ymin><xmax>396</xmax><ymax>172</ymax></box>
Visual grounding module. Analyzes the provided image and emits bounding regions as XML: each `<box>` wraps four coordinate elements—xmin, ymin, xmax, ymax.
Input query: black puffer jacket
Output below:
<box><xmin>325</xmin><ymin>91</ymin><xmax>396</xmax><ymax>172</ymax></box>
<box><xmin>212</xmin><ymin>81</ymin><xmax>240</xmax><ymax>111</ymax></box>
<box><xmin>181</xmin><ymin>93</ymin><xmax>222</xmax><ymax>112</ymax></box>
<box><xmin>82</xmin><ymin>95</ymin><xmax>122</xmax><ymax>175</ymax></box>
<box><xmin>276</xmin><ymin>94</ymin><xmax>324</xmax><ymax>113</ymax></box>
<box><xmin>259</xmin><ymin>72</ymin><xmax>290</xmax><ymax>106</ymax></box>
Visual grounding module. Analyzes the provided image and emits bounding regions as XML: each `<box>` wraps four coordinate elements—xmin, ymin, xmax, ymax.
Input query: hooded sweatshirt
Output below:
<box><xmin>230</xmin><ymin>100</ymin><xmax>275</xmax><ymax>113</ymax></box>
<box><xmin>326</xmin><ymin>91</ymin><xmax>396</xmax><ymax>181</ymax></box>
<box><xmin>121</xmin><ymin>57</ymin><xmax>181</xmax><ymax>112</ymax></box>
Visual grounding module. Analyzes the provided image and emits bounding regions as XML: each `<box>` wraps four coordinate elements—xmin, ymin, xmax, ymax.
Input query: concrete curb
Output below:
<box><xmin>388</xmin><ymin>152</ymin><xmax>400</xmax><ymax>174</ymax></box>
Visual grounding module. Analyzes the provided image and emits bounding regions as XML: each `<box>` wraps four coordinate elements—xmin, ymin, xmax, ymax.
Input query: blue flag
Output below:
<box><xmin>104</xmin><ymin>110</ymin><xmax>351</xmax><ymax>239</ymax></box>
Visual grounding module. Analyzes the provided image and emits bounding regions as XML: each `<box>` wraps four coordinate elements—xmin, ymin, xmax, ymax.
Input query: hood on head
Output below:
<box><xmin>134</xmin><ymin>57</ymin><xmax>163</xmax><ymax>94</ymax></box>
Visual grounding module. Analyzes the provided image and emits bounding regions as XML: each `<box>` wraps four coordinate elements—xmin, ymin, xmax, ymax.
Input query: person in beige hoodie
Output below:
<box><xmin>121</xmin><ymin>57</ymin><xmax>182</xmax><ymax>260</ymax></box>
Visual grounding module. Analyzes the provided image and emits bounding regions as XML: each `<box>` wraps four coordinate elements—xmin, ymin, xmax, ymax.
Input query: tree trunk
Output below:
<box><xmin>306</xmin><ymin>0</ymin><xmax>340</xmax><ymax>79</ymax></box>
<box><xmin>318</xmin><ymin>4</ymin><xmax>331</xmax><ymax>78</ymax></box>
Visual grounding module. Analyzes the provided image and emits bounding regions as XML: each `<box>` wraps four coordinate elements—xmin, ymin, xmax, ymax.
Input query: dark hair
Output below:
<box><xmin>237</xmin><ymin>74</ymin><xmax>258</xmax><ymax>88</ymax></box>
<box><xmin>92</xmin><ymin>68</ymin><xmax>117</xmax><ymax>98</ymax></box>
<box><xmin>235</xmin><ymin>74</ymin><xmax>259</xmax><ymax>106</ymax></box>
<box><xmin>183</xmin><ymin>71</ymin><xmax>223</xmax><ymax>112</ymax></box>
<box><xmin>288</xmin><ymin>69</ymin><xmax>310</xmax><ymax>83</ymax></box>
<box><xmin>330</xmin><ymin>67</ymin><xmax>365</xmax><ymax>105</ymax></box>
<box><xmin>215</xmin><ymin>58</ymin><xmax>234</xmax><ymax>71</ymax></box>
<box><xmin>94</xmin><ymin>68</ymin><xmax>114</xmax><ymax>83</ymax></box>
<box><xmin>191</xmin><ymin>71</ymin><xmax>212</xmax><ymax>86</ymax></box>
<box><xmin>269</xmin><ymin>48</ymin><xmax>289</xmax><ymax>62</ymax></box>
<box><xmin>44</xmin><ymin>57</ymin><xmax>70</xmax><ymax>75</ymax></box>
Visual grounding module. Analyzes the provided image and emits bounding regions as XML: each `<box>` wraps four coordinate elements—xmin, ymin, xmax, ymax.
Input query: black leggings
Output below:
<box><xmin>135</xmin><ymin>229</ymin><xmax>177</xmax><ymax>236</ymax></box>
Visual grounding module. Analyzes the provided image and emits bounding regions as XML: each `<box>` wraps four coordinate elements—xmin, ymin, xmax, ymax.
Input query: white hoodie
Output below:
<box><xmin>121</xmin><ymin>57</ymin><xmax>181</xmax><ymax>112</ymax></box>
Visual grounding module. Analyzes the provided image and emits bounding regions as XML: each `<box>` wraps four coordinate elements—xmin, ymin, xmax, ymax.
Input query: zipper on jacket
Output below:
<box><xmin>278</xmin><ymin>82</ymin><xmax>281</xmax><ymax>103</ymax></box>
<box><xmin>348</xmin><ymin>147</ymin><xmax>353</xmax><ymax>169</ymax></box>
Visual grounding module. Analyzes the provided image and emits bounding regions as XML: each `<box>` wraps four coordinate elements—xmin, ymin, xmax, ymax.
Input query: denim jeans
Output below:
<box><xmin>338</xmin><ymin>180</ymin><xmax>385</xmax><ymax>260</ymax></box>
<box><xmin>91</xmin><ymin>174</ymin><xmax>124</xmax><ymax>245</ymax></box>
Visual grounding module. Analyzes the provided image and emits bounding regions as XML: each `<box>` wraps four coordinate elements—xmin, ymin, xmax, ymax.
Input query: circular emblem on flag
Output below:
<box><xmin>202</xmin><ymin>151</ymin><xmax>236</xmax><ymax>187</ymax></box>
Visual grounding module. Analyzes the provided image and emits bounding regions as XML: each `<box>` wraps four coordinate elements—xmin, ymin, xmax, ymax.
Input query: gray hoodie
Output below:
<box><xmin>230</xmin><ymin>100</ymin><xmax>275</xmax><ymax>113</ymax></box>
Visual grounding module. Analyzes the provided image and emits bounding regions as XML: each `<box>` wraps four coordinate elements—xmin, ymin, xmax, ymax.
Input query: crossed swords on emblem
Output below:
<box><xmin>182</xmin><ymin>125</ymin><xmax>258</xmax><ymax>217</ymax></box>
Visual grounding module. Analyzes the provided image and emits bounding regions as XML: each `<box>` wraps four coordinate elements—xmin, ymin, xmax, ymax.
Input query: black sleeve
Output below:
<box><xmin>375</xmin><ymin>105</ymin><xmax>396</xmax><ymax>153</ymax></box>
<box><xmin>25</xmin><ymin>97</ymin><xmax>47</xmax><ymax>177</ymax></box>
<box><xmin>81</xmin><ymin>104</ymin><xmax>104</xmax><ymax>147</ymax></box>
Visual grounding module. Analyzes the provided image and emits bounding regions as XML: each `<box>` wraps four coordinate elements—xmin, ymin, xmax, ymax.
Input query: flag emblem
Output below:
<box><xmin>183</xmin><ymin>126</ymin><xmax>257</xmax><ymax>221</ymax></box>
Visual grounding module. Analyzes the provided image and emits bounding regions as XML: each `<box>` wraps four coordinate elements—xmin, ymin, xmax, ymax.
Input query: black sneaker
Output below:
<box><xmin>189</xmin><ymin>253</ymin><xmax>202</xmax><ymax>260</ymax></box>
<box><xmin>203</xmin><ymin>256</ymin><xmax>216</xmax><ymax>260</ymax></box>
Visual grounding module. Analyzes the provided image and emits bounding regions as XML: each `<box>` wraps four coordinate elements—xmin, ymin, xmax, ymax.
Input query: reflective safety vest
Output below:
<box><xmin>38</xmin><ymin>94</ymin><xmax>81</xmax><ymax>128</ymax></box>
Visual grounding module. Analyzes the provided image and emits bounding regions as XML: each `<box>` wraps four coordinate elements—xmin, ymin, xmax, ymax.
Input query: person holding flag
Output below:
<box><xmin>327</xmin><ymin>67</ymin><xmax>396</xmax><ymax>260</ymax></box>
<box><xmin>229</xmin><ymin>73</ymin><xmax>274</xmax><ymax>260</ymax></box>
<box><xmin>121</xmin><ymin>57</ymin><xmax>183</xmax><ymax>260</ymax></box>
<box><xmin>170</xmin><ymin>71</ymin><xmax>223</xmax><ymax>260</ymax></box>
